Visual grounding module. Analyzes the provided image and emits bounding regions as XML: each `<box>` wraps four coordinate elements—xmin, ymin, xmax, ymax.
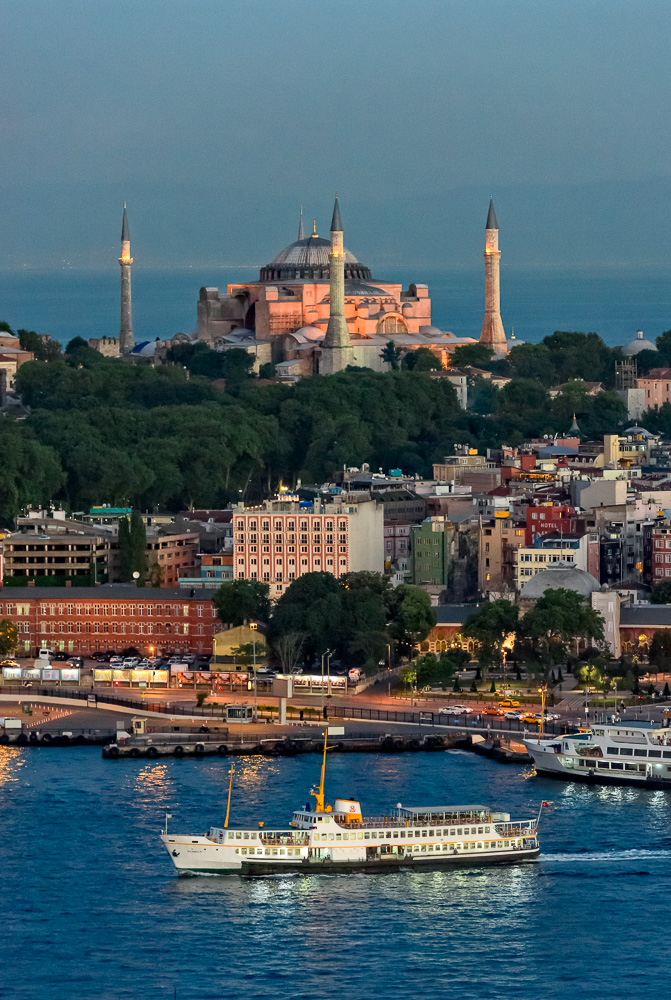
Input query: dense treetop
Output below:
<box><xmin>0</xmin><ymin>324</ymin><xmax>663</xmax><ymax>523</ymax></box>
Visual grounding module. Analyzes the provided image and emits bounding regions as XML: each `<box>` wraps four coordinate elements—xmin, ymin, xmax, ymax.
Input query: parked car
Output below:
<box><xmin>37</xmin><ymin>648</ymin><xmax>54</xmax><ymax>661</ymax></box>
<box><xmin>51</xmin><ymin>651</ymin><xmax>71</xmax><ymax>661</ymax></box>
<box><xmin>0</xmin><ymin>659</ymin><xmax>20</xmax><ymax>669</ymax></box>
<box><xmin>123</xmin><ymin>657</ymin><xmax>140</xmax><ymax>669</ymax></box>
<box><xmin>110</xmin><ymin>657</ymin><xmax>124</xmax><ymax>668</ymax></box>
<box><xmin>499</xmin><ymin>699</ymin><xmax>520</xmax><ymax>708</ymax></box>
<box><xmin>68</xmin><ymin>655</ymin><xmax>84</xmax><ymax>668</ymax></box>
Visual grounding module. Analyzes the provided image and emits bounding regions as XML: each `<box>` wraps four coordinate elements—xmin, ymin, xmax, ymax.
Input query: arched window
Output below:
<box><xmin>376</xmin><ymin>315</ymin><xmax>407</xmax><ymax>335</ymax></box>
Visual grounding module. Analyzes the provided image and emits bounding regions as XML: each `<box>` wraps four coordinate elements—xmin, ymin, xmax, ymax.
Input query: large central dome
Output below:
<box><xmin>260</xmin><ymin>231</ymin><xmax>372</xmax><ymax>282</ymax></box>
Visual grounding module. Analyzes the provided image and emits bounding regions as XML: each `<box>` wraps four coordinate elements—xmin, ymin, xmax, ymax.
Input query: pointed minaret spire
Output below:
<box><xmin>321</xmin><ymin>194</ymin><xmax>351</xmax><ymax>374</ymax></box>
<box><xmin>121</xmin><ymin>201</ymin><xmax>130</xmax><ymax>242</ymax></box>
<box><xmin>479</xmin><ymin>196</ymin><xmax>507</xmax><ymax>356</ymax></box>
<box><xmin>486</xmin><ymin>196</ymin><xmax>498</xmax><ymax>230</ymax></box>
<box><xmin>330</xmin><ymin>193</ymin><xmax>343</xmax><ymax>233</ymax></box>
<box><xmin>312</xmin><ymin>220</ymin><xmax>317</xmax><ymax>237</ymax></box>
<box><xmin>118</xmin><ymin>203</ymin><xmax>134</xmax><ymax>355</ymax></box>
<box><xmin>570</xmin><ymin>413</ymin><xmax>580</xmax><ymax>434</ymax></box>
<box><xmin>298</xmin><ymin>206</ymin><xmax>305</xmax><ymax>241</ymax></box>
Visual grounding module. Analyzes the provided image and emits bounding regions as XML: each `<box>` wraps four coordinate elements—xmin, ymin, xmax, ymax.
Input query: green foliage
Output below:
<box><xmin>213</xmin><ymin>580</ymin><xmax>270</xmax><ymax>627</ymax></box>
<box><xmin>232</xmin><ymin>642</ymin><xmax>267</xmax><ymax>666</ymax></box>
<box><xmin>117</xmin><ymin>512</ymin><xmax>147</xmax><ymax>584</ymax></box>
<box><xmin>258</xmin><ymin>362</ymin><xmax>276</xmax><ymax>380</ymax></box>
<box><xmin>652</xmin><ymin>580</ymin><xmax>671</xmax><ymax>606</ymax></box>
<box><xmin>490</xmin><ymin>679</ymin><xmax>496</xmax><ymax>693</ymax></box>
<box><xmin>380</xmin><ymin>341</ymin><xmax>403</xmax><ymax>370</ymax></box>
<box><xmin>0</xmin><ymin>421</ymin><xmax>64</xmax><ymax>526</ymax></box>
<box><xmin>663</xmin><ymin>682</ymin><xmax>670</xmax><ymax>698</ymax></box>
<box><xmin>195</xmin><ymin>691</ymin><xmax>208</xmax><ymax>706</ymax></box>
<box><xmin>451</xmin><ymin>343</ymin><xmax>495</xmax><ymax>369</ymax></box>
<box><xmin>65</xmin><ymin>336</ymin><xmax>90</xmax><ymax>354</ymax></box>
<box><xmin>18</xmin><ymin>329</ymin><xmax>61</xmax><ymax>361</ymax></box>
<box><xmin>452</xmin><ymin>675</ymin><xmax>462</xmax><ymax>692</ymax></box>
<box><xmin>469</xmin><ymin>377</ymin><xmax>500</xmax><ymax>415</ymax></box>
<box><xmin>520</xmin><ymin>588</ymin><xmax>605</xmax><ymax>663</ymax></box>
<box><xmin>386</xmin><ymin>584</ymin><xmax>436</xmax><ymax>653</ymax></box>
<box><xmin>415</xmin><ymin>651</ymin><xmax>459</xmax><ymax>688</ymax></box>
<box><xmin>0</xmin><ymin>618</ymin><xmax>18</xmax><ymax>655</ymax></box>
<box><xmin>462</xmin><ymin>599</ymin><xmax>519</xmax><ymax>668</ymax></box>
<box><xmin>469</xmin><ymin>679</ymin><xmax>478</xmax><ymax>693</ymax></box>
<box><xmin>649</xmin><ymin>631</ymin><xmax>671</xmax><ymax>672</ymax></box>
<box><xmin>403</xmin><ymin>347</ymin><xmax>440</xmax><ymax>371</ymax></box>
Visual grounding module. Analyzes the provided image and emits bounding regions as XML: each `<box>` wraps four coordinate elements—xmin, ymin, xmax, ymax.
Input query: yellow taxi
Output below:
<box><xmin>498</xmin><ymin>698</ymin><xmax>520</xmax><ymax>708</ymax></box>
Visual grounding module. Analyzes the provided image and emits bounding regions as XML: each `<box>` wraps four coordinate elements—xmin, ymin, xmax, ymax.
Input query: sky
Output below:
<box><xmin>2</xmin><ymin>0</ymin><xmax>671</xmax><ymax>271</ymax></box>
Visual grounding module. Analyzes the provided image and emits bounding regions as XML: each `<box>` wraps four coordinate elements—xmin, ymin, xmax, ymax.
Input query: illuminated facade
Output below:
<box><xmin>194</xmin><ymin>198</ymin><xmax>477</xmax><ymax>373</ymax></box>
<box><xmin>119</xmin><ymin>204</ymin><xmax>134</xmax><ymax>355</ymax></box>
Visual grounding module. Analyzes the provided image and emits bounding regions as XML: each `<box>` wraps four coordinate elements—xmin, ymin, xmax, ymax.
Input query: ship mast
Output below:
<box><xmin>310</xmin><ymin>731</ymin><xmax>333</xmax><ymax>813</ymax></box>
<box><xmin>224</xmin><ymin>765</ymin><xmax>234</xmax><ymax>828</ymax></box>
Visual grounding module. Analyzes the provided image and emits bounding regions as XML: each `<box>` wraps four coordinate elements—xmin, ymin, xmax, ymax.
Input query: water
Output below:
<box><xmin>1</xmin><ymin>266</ymin><xmax>670</xmax><ymax>348</ymax></box>
<box><xmin>1</xmin><ymin>747</ymin><xmax>669</xmax><ymax>1000</ymax></box>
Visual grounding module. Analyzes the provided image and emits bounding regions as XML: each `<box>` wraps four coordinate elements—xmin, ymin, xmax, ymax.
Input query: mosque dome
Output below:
<box><xmin>622</xmin><ymin>330</ymin><xmax>657</xmax><ymax>356</ymax></box>
<box><xmin>260</xmin><ymin>222</ymin><xmax>372</xmax><ymax>283</ymax></box>
<box><xmin>520</xmin><ymin>561</ymin><xmax>601</xmax><ymax>601</ymax></box>
<box><xmin>292</xmin><ymin>325</ymin><xmax>323</xmax><ymax>341</ymax></box>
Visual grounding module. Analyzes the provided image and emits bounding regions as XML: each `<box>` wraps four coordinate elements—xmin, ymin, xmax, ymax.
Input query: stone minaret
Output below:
<box><xmin>298</xmin><ymin>205</ymin><xmax>305</xmax><ymax>241</ymax></box>
<box><xmin>119</xmin><ymin>203</ymin><xmax>134</xmax><ymax>354</ymax></box>
<box><xmin>321</xmin><ymin>196</ymin><xmax>352</xmax><ymax>374</ymax></box>
<box><xmin>479</xmin><ymin>197</ymin><xmax>507</xmax><ymax>356</ymax></box>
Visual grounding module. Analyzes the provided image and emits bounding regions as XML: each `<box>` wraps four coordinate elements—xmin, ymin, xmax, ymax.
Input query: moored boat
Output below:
<box><xmin>525</xmin><ymin>719</ymin><xmax>671</xmax><ymax>788</ymax></box>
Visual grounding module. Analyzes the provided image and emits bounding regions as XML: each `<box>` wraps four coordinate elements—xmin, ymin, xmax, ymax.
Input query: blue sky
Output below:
<box><xmin>3</xmin><ymin>0</ymin><xmax>671</xmax><ymax>270</ymax></box>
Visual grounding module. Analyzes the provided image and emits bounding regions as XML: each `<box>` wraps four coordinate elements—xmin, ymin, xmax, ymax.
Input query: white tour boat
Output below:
<box><xmin>525</xmin><ymin>719</ymin><xmax>671</xmax><ymax>788</ymax></box>
<box><xmin>161</xmin><ymin>734</ymin><xmax>541</xmax><ymax>876</ymax></box>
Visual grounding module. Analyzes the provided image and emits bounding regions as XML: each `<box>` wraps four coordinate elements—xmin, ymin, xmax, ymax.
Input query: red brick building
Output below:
<box><xmin>0</xmin><ymin>586</ymin><xmax>219</xmax><ymax>657</ymax></box>
<box><xmin>651</xmin><ymin>523</ymin><xmax>671</xmax><ymax>585</ymax></box>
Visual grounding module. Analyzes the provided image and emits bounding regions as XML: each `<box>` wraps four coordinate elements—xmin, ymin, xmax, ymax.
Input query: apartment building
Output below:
<box><xmin>231</xmin><ymin>496</ymin><xmax>384</xmax><ymax>598</ymax></box>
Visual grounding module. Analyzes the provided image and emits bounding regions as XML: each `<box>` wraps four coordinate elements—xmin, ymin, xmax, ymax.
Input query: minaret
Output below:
<box><xmin>298</xmin><ymin>206</ymin><xmax>305</xmax><ymax>241</ymax></box>
<box><xmin>479</xmin><ymin>197</ymin><xmax>507</xmax><ymax>356</ymax></box>
<box><xmin>119</xmin><ymin>203</ymin><xmax>134</xmax><ymax>354</ymax></box>
<box><xmin>321</xmin><ymin>195</ymin><xmax>352</xmax><ymax>374</ymax></box>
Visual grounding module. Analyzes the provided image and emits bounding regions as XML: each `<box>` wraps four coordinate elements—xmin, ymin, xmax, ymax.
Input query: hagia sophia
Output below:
<box><xmin>90</xmin><ymin>197</ymin><xmax>511</xmax><ymax>376</ymax></box>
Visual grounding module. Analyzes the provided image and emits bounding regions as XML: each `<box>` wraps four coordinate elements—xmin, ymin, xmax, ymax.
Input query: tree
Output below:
<box><xmin>272</xmin><ymin>631</ymin><xmax>306</xmax><ymax>673</ymax></box>
<box><xmin>649</xmin><ymin>632</ymin><xmax>671</xmax><ymax>674</ymax></box>
<box><xmin>462</xmin><ymin>600</ymin><xmax>519</xmax><ymax>669</ymax></box>
<box><xmin>0</xmin><ymin>619</ymin><xmax>17</xmax><ymax>656</ymax></box>
<box><xmin>451</xmin><ymin>343</ymin><xmax>495</xmax><ymax>369</ymax></box>
<box><xmin>117</xmin><ymin>512</ymin><xmax>147</xmax><ymax>584</ymax></box>
<box><xmin>387</xmin><ymin>585</ymin><xmax>436</xmax><ymax>655</ymax></box>
<box><xmin>18</xmin><ymin>329</ymin><xmax>61</xmax><ymax>361</ymax></box>
<box><xmin>651</xmin><ymin>582</ymin><xmax>671</xmax><ymax>604</ymax></box>
<box><xmin>400</xmin><ymin>665</ymin><xmax>417</xmax><ymax>694</ymax></box>
<box><xmin>213</xmin><ymin>580</ymin><xmax>270</xmax><ymax>626</ymax></box>
<box><xmin>258</xmin><ymin>362</ymin><xmax>276</xmax><ymax>380</ymax></box>
<box><xmin>403</xmin><ymin>348</ymin><xmax>441</xmax><ymax>371</ymax></box>
<box><xmin>65</xmin><ymin>336</ymin><xmax>90</xmax><ymax>354</ymax></box>
<box><xmin>380</xmin><ymin>341</ymin><xmax>403</xmax><ymax>370</ymax></box>
<box><xmin>520</xmin><ymin>588</ymin><xmax>604</xmax><ymax>663</ymax></box>
<box><xmin>232</xmin><ymin>642</ymin><xmax>267</xmax><ymax>667</ymax></box>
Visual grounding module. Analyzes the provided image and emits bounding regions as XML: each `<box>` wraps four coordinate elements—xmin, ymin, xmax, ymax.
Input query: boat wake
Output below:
<box><xmin>543</xmin><ymin>848</ymin><xmax>671</xmax><ymax>864</ymax></box>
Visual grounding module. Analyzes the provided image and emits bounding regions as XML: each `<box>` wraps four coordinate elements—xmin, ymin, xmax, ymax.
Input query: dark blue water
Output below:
<box><xmin>1</xmin><ymin>747</ymin><xmax>669</xmax><ymax>1000</ymax></box>
<box><xmin>2</xmin><ymin>266</ymin><xmax>670</xmax><ymax>348</ymax></box>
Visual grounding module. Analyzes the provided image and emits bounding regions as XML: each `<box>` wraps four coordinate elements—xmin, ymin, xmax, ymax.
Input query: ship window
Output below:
<box><xmin>597</xmin><ymin>762</ymin><xmax>609</xmax><ymax>768</ymax></box>
<box><xmin>386</xmin><ymin>832</ymin><xmax>392</xmax><ymax>839</ymax></box>
<box><xmin>415</xmin><ymin>830</ymin><xmax>420</xmax><ymax>837</ymax></box>
<box><xmin>280</xmin><ymin>849</ymin><xmax>285</xmax><ymax>855</ymax></box>
<box><xmin>649</xmin><ymin>750</ymin><xmax>662</xmax><ymax>758</ymax></box>
<box><xmin>477</xmin><ymin>827</ymin><xmax>483</xmax><ymax>834</ymax></box>
<box><xmin>429</xmin><ymin>829</ymin><xmax>434</xmax><ymax>837</ymax></box>
<box><xmin>400</xmin><ymin>831</ymin><xmax>406</xmax><ymax>838</ymax></box>
<box><xmin>335</xmin><ymin>834</ymin><xmax>341</xmax><ymax>841</ymax></box>
<box><xmin>620</xmin><ymin>748</ymin><xmax>632</xmax><ymax>755</ymax></box>
<box><xmin>625</xmin><ymin>764</ymin><xmax>639</xmax><ymax>771</ymax></box>
<box><xmin>271</xmin><ymin>848</ymin><xmax>278</xmax><ymax>856</ymax></box>
<box><xmin>343</xmin><ymin>833</ymin><xmax>349</xmax><ymax>841</ymax></box>
<box><xmin>610</xmin><ymin>762</ymin><xmax>623</xmax><ymax>770</ymax></box>
<box><xmin>243</xmin><ymin>833</ymin><xmax>249</xmax><ymax>839</ymax></box>
<box><xmin>664</xmin><ymin>751</ymin><xmax>671</xmax><ymax>759</ymax></box>
<box><xmin>364</xmin><ymin>833</ymin><xmax>370</xmax><ymax>840</ymax></box>
<box><xmin>457</xmin><ymin>828</ymin><xmax>462</xmax><ymax>835</ymax></box>
<box><xmin>607</xmin><ymin>747</ymin><xmax>619</xmax><ymax>754</ymax></box>
<box><xmin>328</xmin><ymin>834</ymin><xmax>334</xmax><ymax>842</ymax></box>
<box><xmin>357</xmin><ymin>833</ymin><xmax>363</xmax><ymax>840</ymax></box>
<box><xmin>585</xmin><ymin>759</ymin><xmax>597</xmax><ymax>767</ymax></box>
<box><xmin>421</xmin><ymin>845</ymin><xmax>427</xmax><ymax>852</ymax></box>
<box><xmin>634</xmin><ymin>749</ymin><xmax>647</xmax><ymax>757</ymax></box>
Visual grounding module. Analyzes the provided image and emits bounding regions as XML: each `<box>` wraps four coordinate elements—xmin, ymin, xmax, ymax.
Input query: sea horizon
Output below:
<box><xmin>2</xmin><ymin>264</ymin><xmax>670</xmax><ymax>350</ymax></box>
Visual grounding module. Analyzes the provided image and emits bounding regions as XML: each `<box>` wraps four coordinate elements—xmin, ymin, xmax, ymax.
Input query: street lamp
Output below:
<box><xmin>250</xmin><ymin>622</ymin><xmax>258</xmax><ymax>721</ymax></box>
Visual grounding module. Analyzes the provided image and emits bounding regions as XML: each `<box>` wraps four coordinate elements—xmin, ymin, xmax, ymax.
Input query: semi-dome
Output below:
<box><xmin>622</xmin><ymin>330</ymin><xmax>657</xmax><ymax>356</ymax></box>
<box><xmin>260</xmin><ymin>226</ymin><xmax>372</xmax><ymax>282</ymax></box>
<box><xmin>520</xmin><ymin>561</ymin><xmax>600</xmax><ymax>600</ymax></box>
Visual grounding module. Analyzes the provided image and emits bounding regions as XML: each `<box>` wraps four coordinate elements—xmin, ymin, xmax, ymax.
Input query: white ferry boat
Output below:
<box><xmin>162</xmin><ymin>736</ymin><xmax>541</xmax><ymax>876</ymax></box>
<box><xmin>525</xmin><ymin>720</ymin><xmax>671</xmax><ymax>788</ymax></box>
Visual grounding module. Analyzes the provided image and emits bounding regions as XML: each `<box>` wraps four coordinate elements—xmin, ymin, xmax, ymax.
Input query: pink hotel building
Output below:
<box><xmin>232</xmin><ymin>497</ymin><xmax>384</xmax><ymax>598</ymax></box>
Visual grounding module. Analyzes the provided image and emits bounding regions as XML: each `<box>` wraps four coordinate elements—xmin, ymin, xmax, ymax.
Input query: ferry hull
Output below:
<box><xmin>533</xmin><ymin>764</ymin><xmax>671</xmax><ymax>791</ymax></box>
<box><xmin>241</xmin><ymin>848</ymin><xmax>540</xmax><ymax>877</ymax></box>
